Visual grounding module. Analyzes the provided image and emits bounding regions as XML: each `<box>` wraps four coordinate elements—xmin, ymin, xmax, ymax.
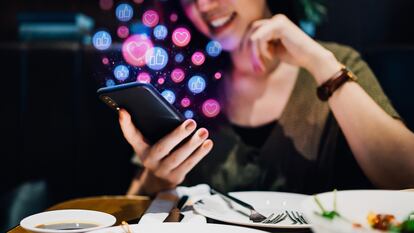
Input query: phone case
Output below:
<box><xmin>97</xmin><ymin>82</ymin><xmax>186</xmax><ymax>144</ymax></box>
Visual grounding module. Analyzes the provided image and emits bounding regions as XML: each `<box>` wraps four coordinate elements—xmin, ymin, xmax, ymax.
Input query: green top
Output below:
<box><xmin>184</xmin><ymin>42</ymin><xmax>400</xmax><ymax>194</ymax></box>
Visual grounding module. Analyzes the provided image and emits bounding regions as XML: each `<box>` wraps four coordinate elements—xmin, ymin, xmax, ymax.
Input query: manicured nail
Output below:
<box><xmin>198</xmin><ymin>129</ymin><xmax>208</xmax><ymax>139</ymax></box>
<box><xmin>185</xmin><ymin>120</ymin><xmax>196</xmax><ymax>131</ymax></box>
<box><xmin>203</xmin><ymin>140</ymin><xmax>213</xmax><ymax>149</ymax></box>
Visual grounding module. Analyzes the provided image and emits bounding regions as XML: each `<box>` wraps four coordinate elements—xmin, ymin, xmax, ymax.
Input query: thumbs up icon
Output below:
<box><xmin>116</xmin><ymin>3</ymin><xmax>133</xmax><ymax>22</ymax></box>
<box><xmin>146</xmin><ymin>47</ymin><xmax>168</xmax><ymax>71</ymax></box>
<box><xmin>93</xmin><ymin>31</ymin><xmax>112</xmax><ymax>50</ymax></box>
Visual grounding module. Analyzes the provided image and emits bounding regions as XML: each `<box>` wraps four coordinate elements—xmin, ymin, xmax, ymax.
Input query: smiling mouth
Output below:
<box><xmin>207</xmin><ymin>12</ymin><xmax>237</xmax><ymax>35</ymax></box>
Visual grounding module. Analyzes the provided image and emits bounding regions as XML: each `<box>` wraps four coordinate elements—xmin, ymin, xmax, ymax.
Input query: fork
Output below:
<box><xmin>210</xmin><ymin>188</ymin><xmax>267</xmax><ymax>222</ymax></box>
<box><xmin>285</xmin><ymin>211</ymin><xmax>308</xmax><ymax>224</ymax></box>
<box><xmin>261</xmin><ymin>212</ymin><xmax>287</xmax><ymax>224</ymax></box>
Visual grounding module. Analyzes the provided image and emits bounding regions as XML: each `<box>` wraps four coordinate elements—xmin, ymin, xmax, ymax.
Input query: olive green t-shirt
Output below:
<box><xmin>184</xmin><ymin>42</ymin><xmax>400</xmax><ymax>194</ymax></box>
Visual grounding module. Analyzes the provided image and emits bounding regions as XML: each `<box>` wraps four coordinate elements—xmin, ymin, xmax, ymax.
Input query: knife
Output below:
<box><xmin>163</xmin><ymin>195</ymin><xmax>189</xmax><ymax>222</ymax></box>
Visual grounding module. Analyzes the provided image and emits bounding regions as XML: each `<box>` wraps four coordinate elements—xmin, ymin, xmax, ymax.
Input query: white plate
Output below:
<box><xmin>193</xmin><ymin>191</ymin><xmax>310</xmax><ymax>229</ymax></box>
<box><xmin>301</xmin><ymin>190</ymin><xmax>414</xmax><ymax>233</ymax></box>
<box><xmin>88</xmin><ymin>223</ymin><xmax>268</xmax><ymax>233</ymax></box>
<box><xmin>20</xmin><ymin>209</ymin><xmax>117</xmax><ymax>233</ymax></box>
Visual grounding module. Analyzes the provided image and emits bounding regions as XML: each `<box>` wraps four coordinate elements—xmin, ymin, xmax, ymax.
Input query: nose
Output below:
<box><xmin>196</xmin><ymin>0</ymin><xmax>217</xmax><ymax>12</ymax></box>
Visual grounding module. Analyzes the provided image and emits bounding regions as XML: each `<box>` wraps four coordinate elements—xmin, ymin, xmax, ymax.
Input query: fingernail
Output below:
<box><xmin>198</xmin><ymin>129</ymin><xmax>208</xmax><ymax>139</ymax></box>
<box><xmin>203</xmin><ymin>140</ymin><xmax>213</xmax><ymax>149</ymax></box>
<box><xmin>185</xmin><ymin>120</ymin><xmax>196</xmax><ymax>131</ymax></box>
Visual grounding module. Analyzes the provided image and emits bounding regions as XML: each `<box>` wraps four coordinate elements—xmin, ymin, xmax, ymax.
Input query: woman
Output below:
<box><xmin>119</xmin><ymin>0</ymin><xmax>414</xmax><ymax>195</ymax></box>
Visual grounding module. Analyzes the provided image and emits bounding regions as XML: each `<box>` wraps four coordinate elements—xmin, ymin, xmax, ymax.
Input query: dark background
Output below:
<box><xmin>0</xmin><ymin>0</ymin><xmax>413</xmax><ymax>232</ymax></box>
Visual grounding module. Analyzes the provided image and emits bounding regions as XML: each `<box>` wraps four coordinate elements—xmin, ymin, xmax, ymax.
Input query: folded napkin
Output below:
<box><xmin>138</xmin><ymin>184</ymin><xmax>211</xmax><ymax>224</ymax></box>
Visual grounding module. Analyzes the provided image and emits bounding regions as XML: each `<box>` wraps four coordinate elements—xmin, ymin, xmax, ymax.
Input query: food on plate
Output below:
<box><xmin>313</xmin><ymin>190</ymin><xmax>414</xmax><ymax>233</ymax></box>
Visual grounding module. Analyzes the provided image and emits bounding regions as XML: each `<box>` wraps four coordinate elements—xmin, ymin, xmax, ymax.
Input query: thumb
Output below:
<box><xmin>119</xmin><ymin>109</ymin><xmax>149</xmax><ymax>155</ymax></box>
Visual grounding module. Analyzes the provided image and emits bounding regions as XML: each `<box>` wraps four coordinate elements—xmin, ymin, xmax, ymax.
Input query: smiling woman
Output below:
<box><xmin>122</xmin><ymin>0</ymin><xmax>414</xmax><ymax>196</ymax></box>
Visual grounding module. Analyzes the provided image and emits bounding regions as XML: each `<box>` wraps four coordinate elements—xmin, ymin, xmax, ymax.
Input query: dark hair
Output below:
<box><xmin>267</xmin><ymin>0</ymin><xmax>327</xmax><ymax>25</ymax></box>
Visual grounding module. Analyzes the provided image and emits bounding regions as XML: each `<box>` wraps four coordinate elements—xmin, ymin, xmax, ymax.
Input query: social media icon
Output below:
<box><xmin>172</xmin><ymin>27</ymin><xmax>191</xmax><ymax>47</ymax></box>
<box><xmin>206</xmin><ymin>40</ymin><xmax>222</xmax><ymax>57</ymax></box>
<box><xmin>142</xmin><ymin>10</ymin><xmax>159</xmax><ymax>27</ymax></box>
<box><xmin>184</xmin><ymin>110</ymin><xmax>194</xmax><ymax>119</ymax></box>
<box><xmin>153</xmin><ymin>25</ymin><xmax>168</xmax><ymax>40</ymax></box>
<box><xmin>181</xmin><ymin>97</ymin><xmax>191</xmax><ymax>108</ymax></box>
<box><xmin>114</xmin><ymin>65</ymin><xmax>129</xmax><ymax>81</ymax></box>
<box><xmin>171</xmin><ymin>68</ymin><xmax>185</xmax><ymax>83</ymax></box>
<box><xmin>93</xmin><ymin>31</ymin><xmax>112</xmax><ymax>50</ymax></box>
<box><xmin>158</xmin><ymin>77</ymin><xmax>165</xmax><ymax>85</ymax></box>
<box><xmin>106</xmin><ymin>79</ymin><xmax>115</xmax><ymax>87</ymax></box>
<box><xmin>137</xmin><ymin>72</ymin><xmax>151</xmax><ymax>83</ymax></box>
<box><xmin>191</xmin><ymin>52</ymin><xmax>205</xmax><ymax>66</ymax></box>
<box><xmin>116</xmin><ymin>3</ymin><xmax>133</xmax><ymax>22</ymax></box>
<box><xmin>146</xmin><ymin>47</ymin><xmax>168</xmax><ymax>71</ymax></box>
<box><xmin>175</xmin><ymin>53</ymin><xmax>184</xmax><ymax>63</ymax></box>
<box><xmin>188</xmin><ymin>75</ymin><xmax>206</xmax><ymax>94</ymax></box>
<box><xmin>122</xmin><ymin>35</ymin><xmax>153</xmax><ymax>67</ymax></box>
<box><xmin>161</xmin><ymin>90</ymin><xmax>176</xmax><ymax>104</ymax></box>
<box><xmin>202</xmin><ymin>99</ymin><xmax>220</xmax><ymax>118</ymax></box>
<box><xmin>214</xmin><ymin>72</ymin><xmax>222</xmax><ymax>80</ymax></box>
<box><xmin>117</xmin><ymin>26</ymin><xmax>129</xmax><ymax>39</ymax></box>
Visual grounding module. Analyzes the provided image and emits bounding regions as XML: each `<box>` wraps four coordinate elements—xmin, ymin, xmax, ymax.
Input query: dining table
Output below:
<box><xmin>7</xmin><ymin>195</ymin><xmax>151</xmax><ymax>233</ymax></box>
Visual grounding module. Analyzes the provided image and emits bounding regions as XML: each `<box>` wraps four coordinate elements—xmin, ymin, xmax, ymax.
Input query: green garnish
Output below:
<box><xmin>314</xmin><ymin>189</ymin><xmax>340</xmax><ymax>220</ymax></box>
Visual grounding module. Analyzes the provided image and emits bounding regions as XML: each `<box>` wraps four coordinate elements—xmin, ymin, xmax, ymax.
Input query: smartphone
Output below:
<box><xmin>97</xmin><ymin>82</ymin><xmax>186</xmax><ymax>144</ymax></box>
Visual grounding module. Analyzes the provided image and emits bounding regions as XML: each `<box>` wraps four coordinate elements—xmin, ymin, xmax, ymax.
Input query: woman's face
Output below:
<box><xmin>180</xmin><ymin>0</ymin><xmax>268</xmax><ymax>51</ymax></box>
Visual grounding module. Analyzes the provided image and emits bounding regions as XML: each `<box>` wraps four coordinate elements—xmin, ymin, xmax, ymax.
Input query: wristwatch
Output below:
<box><xmin>317</xmin><ymin>65</ymin><xmax>357</xmax><ymax>101</ymax></box>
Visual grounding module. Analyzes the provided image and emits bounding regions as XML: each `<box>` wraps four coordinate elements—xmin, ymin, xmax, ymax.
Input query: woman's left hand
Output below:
<box><xmin>245</xmin><ymin>14</ymin><xmax>341</xmax><ymax>84</ymax></box>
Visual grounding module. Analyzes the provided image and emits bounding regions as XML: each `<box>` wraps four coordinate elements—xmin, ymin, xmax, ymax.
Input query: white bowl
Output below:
<box><xmin>301</xmin><ymin>190</ymin><xmax>414</xmax><ymax>233</ymax></box>
<box><xmin>20</xmin><ymin>209</ymin><xmax>116</xmax><ymax>233</ymax></box>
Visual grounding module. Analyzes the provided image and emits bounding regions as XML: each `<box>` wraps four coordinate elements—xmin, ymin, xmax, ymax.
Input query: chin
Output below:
<box><xmin>217</xmin><ymin>36</ymin><xmax>242</xmax><ymax>52</ymax></box>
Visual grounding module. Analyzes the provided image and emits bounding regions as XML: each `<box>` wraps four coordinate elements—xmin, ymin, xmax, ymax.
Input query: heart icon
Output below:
<box><xmin>202</xmin><ymin>99</ymin><xmax>220</xmax><ymax>118</ymax></box>
<box><xmin>174</xmin><ymin>32</ymin><xmax>188</xmax><ymax>43</ymax></box>
<box><xmin>126</xmin><ymin>41</ymin><xmax>149</xmax><ymax>62</ymax></box>
<box><xmin>145</xmin><ymin>13</ymin><xmax>156</xmax><ymax>24</ymax></box>
<box><xmin>191</xmin><ymin>52</ymin><xmax>205</xmax><ymax>66</ymax></box>
<box><xmin>194</xmin><ymin>55</ymin><xmax>203</xmax><ymax>62</ymax></box>
<box><xmin>171</xmin><ymin>68</ymin><xmax>185</xmax><ymax>83</ymax></box>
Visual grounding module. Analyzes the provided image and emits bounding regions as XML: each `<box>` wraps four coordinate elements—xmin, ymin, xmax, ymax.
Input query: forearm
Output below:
<box><xmin>127</xmin><ymin>169</ymin><xmax>176</xmax><ymax>196</ymax></box>
<box><xmin>310</xmin><ymin>55</ymin><xmax>414</xmax><ymax>188</ymax></box>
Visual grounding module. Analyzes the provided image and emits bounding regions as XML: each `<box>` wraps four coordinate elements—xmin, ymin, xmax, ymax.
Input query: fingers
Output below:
<box><xmin>149</xmin><ymin>119</ymin><xmax>197</xmax><ymax>162</ymax></box>
<box><xmin>169</xmin><ymin>139</ymin><xmax>214</xmax><ymax>183</ymax></box>
<box><xmin>119</xmin><ymin>109</ymin><xmax>149</xmax><ymax>155</ymax></box>
<box><xmin>159</xmin><ymin>128</ymin><xmax>209</xmax><ymax>171</ymax></box>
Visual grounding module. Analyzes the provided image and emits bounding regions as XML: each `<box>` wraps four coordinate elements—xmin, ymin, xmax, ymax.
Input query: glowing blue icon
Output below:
<box><xmin>92</xmin><ymin>31</ymin><xmax>112</xmax><ymax>50</ymax></box>
<box><xmin>161</xmin><ymin>90</ymin><xmax>176</xmax><ymax>104</ymax></box>
<box><xmin>175</xmin><ymin>53</ymin><xmax>184</xmax><ymax>63</ymax></box>
<box><xmin>206</xmin><ymin>40</ymin><xmax>222</xmax><ymax>57</ymax></box>
<box><xmin>146</xmin><ymin>47</ymin><xmax>168</xmax><ymax>71</ymax></box>
<box><xmin>114</xmin><ymin>65</ymin><xmax>129</xmax><ymax>81</ymax></box>
<box><xmin>188</xmin><ymin>75</ymin><xmax>206</xmax><ymax>94</ymax></box>
<box><xmin>153</xmin><ymin>25</ymin><xmax>168</xmax><ymax>40</ymax></box>
<box><xmin>116</xmin><ymin>3</ymin><xmax>133</xmax><ymax>22</ymax></box>
<box><xmin>106</xmin><ymin>79</ymin><xmax>115</xmax><ymax>87</ymax></box>
<box><xmin>184</xmin><ymin>110</ymin><xmax>194</xmax><ymax>119</ymax></box>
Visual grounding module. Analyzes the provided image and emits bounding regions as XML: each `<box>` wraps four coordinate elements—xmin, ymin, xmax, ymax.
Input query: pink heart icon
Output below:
<box><xmin>202</xmin><ymin>99</ymin><xmax>220</xmax><ymax>118</ymax></box>
<box><xmin>172</xmin><ymin>28</ymin><xmax>191</xmax><ymax>47</ymax></box>
<box><xmin>191</xmin><ymin>52</ymin><xmax>205</xmax><ymax>66</ymax></box>
<box><xmin>127</xmin><ymin>41</ymin><xmax>149</xmax><ymax>62</ymax></box>
<box><xmin>171</xmin><ymin>68</ymin><xmax>185</xmax><ymax>83</ymax></box>
<box><xmin>145</xmin><ymin>14</ymin><xmax>156</xmax><ymax>24</ymax></box>
<box><xmin>175</xmin><ymin>32</ymin><xmax>188</xmax><ymax>43</ymax></box>
<box><xmin>122</xmin><ymin>35</ymin><xmax>153</xmax><ymax>67</ymax></box>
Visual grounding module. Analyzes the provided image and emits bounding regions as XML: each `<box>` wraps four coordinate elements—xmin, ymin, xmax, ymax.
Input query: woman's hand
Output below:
<box><xmin>244</xmin><ymin>14</ymin><xmax>342</xmax><ymax>84</ymax></box>
<box><xmin>118</xmin><ymin>109</ymin><xmax>213</xmax><ymax>195</ymax></box>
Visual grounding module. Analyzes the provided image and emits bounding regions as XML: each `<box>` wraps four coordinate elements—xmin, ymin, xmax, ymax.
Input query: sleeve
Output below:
<box><xmin>329</xmin><ymin>43</ymin><xmax>401</xmax><ymax>120</ymax></box>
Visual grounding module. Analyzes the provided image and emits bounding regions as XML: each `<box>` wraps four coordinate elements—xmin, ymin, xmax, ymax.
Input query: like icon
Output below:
<box><xmin>202</xmin><ymin>99</ymin><xmax>221</xmax><ymax>118</ymax></box>
<box><xmin>172</xmin><ymin>27</ymin><xmax>191</xmax><ymax>47</ymax></box>
<box><xmin>146</xmin><ymin>47</ymin><xmax>169</xmax><ymax>71</ymax></box>
<box><xmin>116</xmin><ymin>3</ymin><xmax>133</xmax><ymax>22</ymax></box>
<box><xmin>122</xmin><ymin>35</ymin><xmax>153</xmax><ymax>67</ymax></box>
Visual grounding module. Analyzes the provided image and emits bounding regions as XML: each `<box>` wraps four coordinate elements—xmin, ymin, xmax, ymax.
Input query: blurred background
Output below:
<box><xmin>0</xmin><ymin>0</ymin><xmax>413</xmax><ymax>232</ymax></box>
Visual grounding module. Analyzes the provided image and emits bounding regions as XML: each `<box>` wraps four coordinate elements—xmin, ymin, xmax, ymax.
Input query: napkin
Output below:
<box><xmin>138</xmin><ymin>184</ymin><xmax>211</xmax><ymax>224</ymax></box>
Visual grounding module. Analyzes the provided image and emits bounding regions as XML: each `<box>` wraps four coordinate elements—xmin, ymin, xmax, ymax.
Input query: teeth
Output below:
<box><xmin>210</xmin><ymin>14</ymin><xmax>233</xmax><ymax>28</ymax></box>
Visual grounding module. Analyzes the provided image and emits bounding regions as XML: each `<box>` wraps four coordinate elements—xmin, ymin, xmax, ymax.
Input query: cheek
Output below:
<box><xmin>183</xmin><ymin>5</ymin><xmax>211</xmax><ymax>37</ymax></box>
